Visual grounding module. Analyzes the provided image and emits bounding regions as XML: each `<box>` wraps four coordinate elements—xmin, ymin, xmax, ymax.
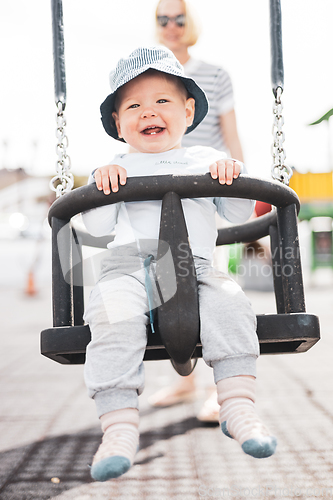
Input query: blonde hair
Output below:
<box><xmin>155</xmin><ymin>0</ymin><xmax>201</xmax><ymax>48</ymax></box>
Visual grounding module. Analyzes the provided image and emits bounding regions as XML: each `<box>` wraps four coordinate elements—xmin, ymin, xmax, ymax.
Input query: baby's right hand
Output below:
<box><xmin>94</xmin><ymin>164</ymin><xmax>127</xmax><ymax>194</ymax></box>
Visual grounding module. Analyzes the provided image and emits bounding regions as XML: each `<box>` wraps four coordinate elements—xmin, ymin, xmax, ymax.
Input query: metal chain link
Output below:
<box><xmin>271</xmin><ymin>87</ymin><xmax>293</xmax><ymax>185</ymax></box>
<box><xmin>49</xmin><ymin>101</ymin><xmax>74</xmax><ymax>197</ymax></box>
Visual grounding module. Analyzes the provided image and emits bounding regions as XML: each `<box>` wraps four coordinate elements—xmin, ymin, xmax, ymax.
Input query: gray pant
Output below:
<box><xmin>84</xmin><ymin>246</ymin><xmax>259</xmax><ymax>417</ymax></box>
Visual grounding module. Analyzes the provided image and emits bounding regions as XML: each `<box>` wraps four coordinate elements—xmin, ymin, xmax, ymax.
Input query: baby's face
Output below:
<box><xmin>112</xmin><ymin>71</ymin><xmax>195</xmax><ymax>154</ymax></box>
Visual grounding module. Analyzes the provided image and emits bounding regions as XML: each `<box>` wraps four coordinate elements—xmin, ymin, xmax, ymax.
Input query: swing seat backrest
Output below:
<box><xmin>156</xmin><ymin>191</ymin><xmax>200</xmax><ymax>365</ymax></box>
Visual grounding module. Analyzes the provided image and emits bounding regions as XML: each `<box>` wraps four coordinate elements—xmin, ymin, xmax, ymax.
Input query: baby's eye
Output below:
<box><xmin>128</xmin><ymin>104</ymin><xmax>139</xmax><ymax>109</ymax></box>
<box><xmin>157</xmin><ymin>99</ymin><xmax>168</xmax><ymax>104</ymax></box>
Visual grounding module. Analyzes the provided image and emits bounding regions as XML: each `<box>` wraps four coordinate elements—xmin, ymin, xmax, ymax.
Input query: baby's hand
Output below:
<box><xmin>209</xmin><ymin>159</ymin><xmax>241</xmax><ymax>185</ymax></box>
<box><xmin>94</xmin><ymin>164</ymin><xmax>127</xmax><ymax>194</ymax></box>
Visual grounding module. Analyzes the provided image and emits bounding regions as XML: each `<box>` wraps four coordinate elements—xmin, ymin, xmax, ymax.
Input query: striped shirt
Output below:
<box><xmin>182</xmin><ymin>58</ymin><xmax>234</xmax><ymax>153</ymax></box>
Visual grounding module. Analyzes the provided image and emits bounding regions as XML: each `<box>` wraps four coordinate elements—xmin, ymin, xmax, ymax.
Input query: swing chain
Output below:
<box><xmin>271</xmin><ymin>87</ymin><xmax>293</xmax><ymax>185</ymax></box>
<box><xmin>49</xmin><ymin>101</ymin><xmax>74</xmax><ymax>197</ymax></box>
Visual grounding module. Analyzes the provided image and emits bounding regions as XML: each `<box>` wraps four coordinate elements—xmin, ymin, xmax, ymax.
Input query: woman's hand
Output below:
<box><xmin>209</xmin><ymin>159</ymin><xmax>241</xmax><ymax>185</ymax></box>
<box><xmin>94</xmin><ymin>165</ymin><xmax>127</xmax><ymax>194</ymax></box>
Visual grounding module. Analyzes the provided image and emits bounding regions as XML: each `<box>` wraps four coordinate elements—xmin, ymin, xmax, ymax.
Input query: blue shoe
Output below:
<box><xmin>91</xmin><ymin>456</ymin><xmax>131</xmax><ymax>481</ymax></box>
<box><xmin>242</xmin><ymin>436</ymin><xmax>277</xmax><ymax>459</ymax></box>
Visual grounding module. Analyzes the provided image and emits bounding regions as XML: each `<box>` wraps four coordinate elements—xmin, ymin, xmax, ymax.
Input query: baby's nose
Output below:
<box><xmin>142</xmin><ymin>107</ymin><xmax>157</xmax><ymax>118</ymax></box>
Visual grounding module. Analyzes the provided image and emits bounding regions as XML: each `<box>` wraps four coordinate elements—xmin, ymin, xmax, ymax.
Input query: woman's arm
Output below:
<box><xmin>219</xmin><ymin>109</ymin><xmax>244</xmax><ymax>163</ymax></box>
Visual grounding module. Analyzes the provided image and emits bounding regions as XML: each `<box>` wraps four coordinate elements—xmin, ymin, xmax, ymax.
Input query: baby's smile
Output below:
<box><xmin>141</xmin><ymin>126</ymin><xmax>165</xmax><ymax>136</ymax></box>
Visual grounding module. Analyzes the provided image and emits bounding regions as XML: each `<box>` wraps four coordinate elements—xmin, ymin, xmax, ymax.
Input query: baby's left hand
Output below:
<box><xmin>209</xmin><ymin>159</ymin><xmax>241</xmax><ymax>185</ymax></box>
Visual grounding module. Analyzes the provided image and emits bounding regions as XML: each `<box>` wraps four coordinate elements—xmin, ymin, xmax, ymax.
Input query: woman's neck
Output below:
<box><xmin>172</xmin><ymin>46</ymin><xmax>190</xmax><ymax>65</ymax></box>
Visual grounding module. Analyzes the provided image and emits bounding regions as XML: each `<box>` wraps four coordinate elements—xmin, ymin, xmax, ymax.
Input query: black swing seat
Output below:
<box><xmin>41</xmin><ymin>313</ymin><xmax>320</xmax><ymax>366</ymax></box>
<box><xmin>41</xmin><ymin>174</ymin><xmax>320</xmax><ymax>374</ymax></box>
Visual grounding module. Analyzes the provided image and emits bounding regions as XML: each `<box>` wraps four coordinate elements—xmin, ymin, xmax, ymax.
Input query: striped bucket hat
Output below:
<box><xmin>100</xmin><ymin>46</ymin><xmax>208</xmax><ymax>141</ymax></box>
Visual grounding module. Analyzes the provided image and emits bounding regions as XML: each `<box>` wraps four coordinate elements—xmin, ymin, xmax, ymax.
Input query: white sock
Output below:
<box><xmin>217</xmin><ymin>377</ymin><xmax>277</xmax><ymax>458</ymax></box>
<box><xmin>91</xmin><ymin>408</ymin><xmax>139</xmax><ymax>481</ymax></box>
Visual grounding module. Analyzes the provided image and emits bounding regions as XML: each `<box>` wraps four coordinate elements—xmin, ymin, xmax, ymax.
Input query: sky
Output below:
<box><xmin>1</xmin><ymin>0</ymin><xmax>332</xmax><ymax>181</ymax></box>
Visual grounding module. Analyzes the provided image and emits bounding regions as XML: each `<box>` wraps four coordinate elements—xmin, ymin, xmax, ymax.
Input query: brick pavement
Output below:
<box><xmin>0</xmin><ymin>239</ymin><xmax>333</xmax><ymax>500</ymax></box>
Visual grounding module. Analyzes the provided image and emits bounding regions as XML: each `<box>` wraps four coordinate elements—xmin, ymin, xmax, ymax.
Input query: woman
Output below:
<box><xmin>149</xmin><ymin>0</ymin><xmax>245</xmax><ymax>422</ymax></box>
<box><xmin>155</xmin><ymin>0</ymin><xmax>244</xmax><ymax>159</ymax></box>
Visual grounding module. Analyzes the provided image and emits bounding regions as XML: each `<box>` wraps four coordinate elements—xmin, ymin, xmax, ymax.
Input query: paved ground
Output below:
<box><xmin>1</xmin><ymin>237</ymin><xmax>333</xmax><ymax>500</ymax></box>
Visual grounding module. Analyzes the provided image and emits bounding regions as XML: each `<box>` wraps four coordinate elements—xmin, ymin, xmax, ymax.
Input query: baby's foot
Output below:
<box><xmin>220</xmin><ymin>404</ymin><xmax>277</xmax><ymax>458</ymax></box>
<box><xmin>91</xmin><ymin>409</ymin><xmax>139</xmax><ymax>481</ymax></box>
<box><xmin>217</xmin><ymin>377</ymin><xmax>277</xmax><ymax>459</ymax></box>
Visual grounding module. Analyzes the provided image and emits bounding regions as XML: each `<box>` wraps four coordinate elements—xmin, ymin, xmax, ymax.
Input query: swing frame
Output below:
<box><xmin>42</xmin><ymin>0</ymin><xmax>320</xmax><ymax>373</ymax></box>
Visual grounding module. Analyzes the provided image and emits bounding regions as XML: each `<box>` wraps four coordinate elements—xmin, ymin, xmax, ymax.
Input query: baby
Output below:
<box><xmin>82</xmin><ymin>46</ymin><xmax>277</xmax><ymax>482</ymax></box>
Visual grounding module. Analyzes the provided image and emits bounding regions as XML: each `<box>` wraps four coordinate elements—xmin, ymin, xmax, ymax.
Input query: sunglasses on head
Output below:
<box><xmin>157</xmin><ymin>14</ymin><xmax>186</xmax><ymax>27</ymax></box>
